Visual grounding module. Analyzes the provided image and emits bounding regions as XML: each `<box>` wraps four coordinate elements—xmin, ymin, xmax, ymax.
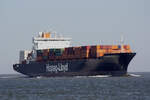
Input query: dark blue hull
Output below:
<box><xmin>13</xmin><ymin>53</ymin><xmax>136</xmax><ymax>77</ymax></box>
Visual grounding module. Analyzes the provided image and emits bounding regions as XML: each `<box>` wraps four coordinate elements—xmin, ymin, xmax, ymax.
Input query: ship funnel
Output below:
<box><xmin>40</xmin><ymin>32</ymin><xmax>51</xmax><ymax>38</ymax></box>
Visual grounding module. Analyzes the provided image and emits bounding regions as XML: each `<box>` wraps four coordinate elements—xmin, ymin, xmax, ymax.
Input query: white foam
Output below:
<box><xmin>74</xmin><ymin>76</ymin><xmax>88</xmax><ymax>78</ymax></box>
<box><xmin>129</xmin><ymin>74</ymin><xmax>141</xmax><ymax>77</ymax></box>
<box><xmin>36</xmin><ymin>76</ymin><xmax>43</xmax><ymax>79</ymax></box>
<box><xmin>0</xmin><ymin>75</ymin><xmax>24</xmax><ymax>79</ymax></box>
<box><xmin>74</xmin><ymin>75</ymin><xmax>111</xmax><ymax>78</ymax></box>
<box><xmin>0</xmin><ymin>76</ymin><xmax>11</xmax><ymax>79</ymax></box>
<box><xmin>88</xmin><ymin>75</ymin><xmax>111</xmax><ymax>78</ymax></box>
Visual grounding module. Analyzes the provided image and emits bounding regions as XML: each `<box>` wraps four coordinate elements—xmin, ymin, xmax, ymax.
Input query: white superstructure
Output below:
<box><xmin>19</xmin><ymin>50</ymin><xmax>31</xmax><ymax>63</ymax></box>
<box><xmin>33</xmin><ymin>32</ymin><xmax>71</xmax><ymax>50</ymax></box>
<box><xmin>19</xmin><ymin>31</ymin><xmax>71</xmax><ymax>62</ymax></box>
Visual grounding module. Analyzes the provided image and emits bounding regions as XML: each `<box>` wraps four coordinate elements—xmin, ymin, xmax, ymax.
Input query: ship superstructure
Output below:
<box><xmin>19</xmin><ymin>32</ymin><xmax>71</xmax><ymax>63</ymax></box>
<box><xmin>33</xmin><ymin>32</ymin><xmax>71</xmax><ymax>50</ymax></box>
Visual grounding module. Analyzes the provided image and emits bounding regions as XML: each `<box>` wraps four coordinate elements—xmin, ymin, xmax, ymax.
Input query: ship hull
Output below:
<box><xmin>13</xmin><ymin>53</ymin><xmax>136</xmax><ymax>77</ymax></box>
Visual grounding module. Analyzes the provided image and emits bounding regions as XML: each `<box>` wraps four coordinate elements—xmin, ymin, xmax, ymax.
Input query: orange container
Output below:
<box><xmin>124</xmin><ymin>49</ymin><xmax>132</xmax><ymax>53</ymax></box>
<box><xmin>96</xmin><ymin>50</ymin><xmax>104</xmax><ymax>57</ymax></box>
<box><xmin>42</xmin><ymin>32</ymin><xmax>51</xmax><ymax>38</ymax></box>
<box><xmin>96</xmin><ymin>45</ymin><xmax>100</xmax><ymax>50</ymax></box>
<box><xmin>126</xmin><ymin>45</ymin><xmax>130</xmax><ymax>50</ymax></box>
<box><xmin>111</xmin><ymin>50</ymin><xmax>121</xmax><ymax>53</ymax></box>
<box><xmin>112</xmin><ymin>45</ymin><xmax>118</xmax><ymax>50</ymax></box>
<box><xmin>107</xmin><ymin>49</ymin><xmax>112</xmax><ymax>53</ymax></box>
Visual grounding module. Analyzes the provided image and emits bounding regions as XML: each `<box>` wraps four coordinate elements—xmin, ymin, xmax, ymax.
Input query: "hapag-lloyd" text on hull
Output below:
<box><xmin>46</xmin><ymin>63</ymin><xmax>68</xmax><ymax>73</ymax></box>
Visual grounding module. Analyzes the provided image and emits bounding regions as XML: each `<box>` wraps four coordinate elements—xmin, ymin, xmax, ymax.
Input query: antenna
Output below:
<box><xmin>121</xmin><ymin>34</ymin><xmax>124</xmax><ymax>45</ymax></box>
<box><xmin>53</xmin><ymin>31</ymin><xmax>57</xmax><ymax>38</ymax></box>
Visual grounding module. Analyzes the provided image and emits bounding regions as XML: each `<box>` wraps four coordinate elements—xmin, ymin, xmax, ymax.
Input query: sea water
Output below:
<box><xmin>0</xmin><ymin>72</ymin><xmax>150</xmax><ymax>100</ymax></box>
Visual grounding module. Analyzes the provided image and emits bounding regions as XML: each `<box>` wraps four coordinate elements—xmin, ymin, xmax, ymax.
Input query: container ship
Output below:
<box><xmin>13</xmin><ymin>32</ymin><xmax>136</xmax><ymax>77</ymax></box>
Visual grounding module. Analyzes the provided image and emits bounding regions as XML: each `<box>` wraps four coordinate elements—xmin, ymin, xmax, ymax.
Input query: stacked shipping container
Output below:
<box><xmin>35</xmin><ymin>45</ymin><xmax>132</xmax><ymax>62</ymax></box>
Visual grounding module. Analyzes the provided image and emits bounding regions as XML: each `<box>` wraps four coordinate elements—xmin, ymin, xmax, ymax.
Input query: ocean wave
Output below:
<box><xmin>0</xmin><ymin>74</ymin><xmax>26</xmax><ymax>79</ymax></box>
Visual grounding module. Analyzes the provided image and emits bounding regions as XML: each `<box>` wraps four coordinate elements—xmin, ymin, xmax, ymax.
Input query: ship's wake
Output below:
<box><xmin>88</xmin><ymin>75</ymin><xmax>111</xmax><ymax>78</ymax></box>
<box><xmin>129</xmin><ymin>74</ymin><xmax>141</xmax><ymax>77</ymax></box>
<box><xmin>74</xmin><ymin>75</ymin><xmax>110</xmax><ymax>78</ymax></box>
<box><xmin>0</xmin><ymin>74</ymin><xmax>27</xmax><ymax>79</ymax></box>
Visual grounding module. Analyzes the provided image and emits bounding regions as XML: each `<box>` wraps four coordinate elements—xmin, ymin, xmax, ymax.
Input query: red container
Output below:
<box><xmin>100</xmin><ymin>45</ymin><xmax>112</xmax><ymax>49</ymax></box>
<box><xmin>36</xmin><ymin>56</ymin><xmax>42</xmax><ymax>62</ymax></box>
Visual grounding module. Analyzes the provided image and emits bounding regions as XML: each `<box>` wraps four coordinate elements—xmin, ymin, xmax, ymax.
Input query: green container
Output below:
<box><xmin>55</xmin><ymin>53</ymin><xmax>62</xmax><ymax>56</ymax></box>
<box><xmin>49</xmin><ymin>48</ymin><xmax>64</xmax><ymax>56</ymax></box>
<box><xmin>43</xmin><ymin>56</ymin><xmax>48</xmax><ymax>60</ymax></box>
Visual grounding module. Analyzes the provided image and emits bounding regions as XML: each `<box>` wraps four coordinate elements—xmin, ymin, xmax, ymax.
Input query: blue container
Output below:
<box><xmin>118</xmin><ymin>45</ymin><xmax>121</xmax><ymax>49</ymax></box>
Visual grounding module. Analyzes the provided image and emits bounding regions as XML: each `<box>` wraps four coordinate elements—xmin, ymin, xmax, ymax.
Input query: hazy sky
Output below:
<box><xmin>0</xmin><ymin>0</ymin><xmax>150</xmax><ymax>74</ymax></box>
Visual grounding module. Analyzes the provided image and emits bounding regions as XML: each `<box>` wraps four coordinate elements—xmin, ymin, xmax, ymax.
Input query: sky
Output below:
<box><xmin>0</xmin><ymin>0</ymin><xmax>150</xmax><ymax>74</ymax></box>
